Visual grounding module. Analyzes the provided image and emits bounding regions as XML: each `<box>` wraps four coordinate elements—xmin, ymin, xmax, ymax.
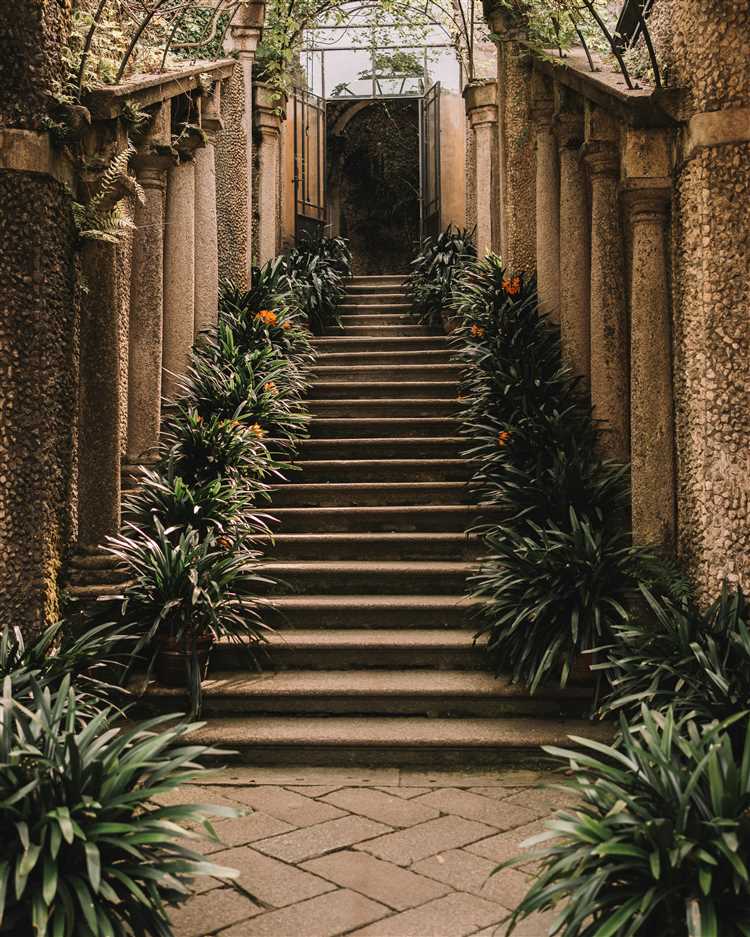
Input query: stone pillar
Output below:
<box><xmin>625</xmin><ymin>182</ymin><xmax>675</xmax><ymax>549</ymax></box>
<box><xmin>531</xmin><ymin>74</ymin><xmax>560</xmax><ymax>318</ymax></box>
<box><xmin>77</xmin><ymin>238</ymin><xmax>122</xmax><ymax>550</ymax></box>
<box><xmin>584</xmin><ymin>138</ymin><xmax>629</xmax><ymax>460</ymax></box>
<box><xmin>194</xmin><ymin>86</ymin><xmax>222</xmax><ymax>335</ymax></box>
<box><xmin>485</xmin><ymin>8</ymin><xmax>536</xmax><ymax>272</ymax></box>
<box><xmin>556</xmin><ymin>110</ymin><xmax>590</xmax><ymax>383</ymax></box>
<box><xmin>163</xmin><ymin>158</ymin><xmax>196</xmax><ymax>397</ymax></box>
<box><xmin>254</xmin><ymin>82</ymin><xmax>286</xmax><ymax>265</ymax></box>
<box><xmin>125</xmin><ymin>108</ymin><xmax>173</xmax><ymax>473</ymax></box>
<box><xmin>220</xmin><ymin>2</ymin><xmax>264</xmax><ymax>284</ymax></box>
<box><xmin>463</xmin><ymin>81</ymin><xmax>499</xmax><ymax>258</ymax></box>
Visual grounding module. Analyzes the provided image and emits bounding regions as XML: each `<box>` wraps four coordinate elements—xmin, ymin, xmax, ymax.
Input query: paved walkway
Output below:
<box><xmin>167</xmin><ymin>766</ymin><xmax>570</xmax><ymax>937</ymax></box>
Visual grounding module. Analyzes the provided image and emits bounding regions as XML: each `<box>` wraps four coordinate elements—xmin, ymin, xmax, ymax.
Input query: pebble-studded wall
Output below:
<box><xmin>216</xmin><ymin>63</ymin><xmax>250</xmax><ymax>287</ymax></box>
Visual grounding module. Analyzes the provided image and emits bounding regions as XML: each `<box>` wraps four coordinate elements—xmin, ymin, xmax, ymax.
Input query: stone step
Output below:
<box><xmin>270</xmin><ymin>481</ymin><xmax>470</xmax><ymax>507</ymax></box>
<box><xmin>313</xmin><ymin>334</ymin><xmax>447</xmax><ymax>349</ymax></box>
<box><xmin>337</xmin><ymin>303</ymin><xmax>412</xmax><ymax>315</ymax></box>
<box><xmin>338</xmin><ymin>313</ymin><xmax>415</xmax><ymax>326</ymax></box>
<box><xmin>342</xmin><ymin>293</ymin><xmax>407</xmax><ymax>305</ymax></box>
<box><xmin>312</xmin><ymin>351</ymin><xmax>461</xmax><ymax>376</ymax></box>
<box><xmin>214</xmin><ymin>629</ymin><xmax>487</xmax><ymax>670</ymax></box>
<box><xmin>179</xmin><ymin>715</ymin><xmax>611</xmax><ymax>766</ymax></box>
<box><xmin>258</xmin><ymin>594</ymin><xmax>480</xmax><ymax>629</ymax></box>
<box><xmin>289</xmin><ymin>458</ymin><xmax>469</xmax><ymax>484</ymax></box>
<box><xmin>309</xmin><ymin>381</ymin><xmax>459</xmax><ymax>400</ymax></box>
<box><xmin>294</xmin><ymin>437</ymin><xmax>466</xmax><ymax>460</ymax></box>
<box><xmin>266</xmin><ymin>532</ymin><xmax>479</xmax><ymax>561</ymax></box>
<box><xmin>267</xmin><ymin>504</ymin><xmax>497</xmax><ymax>533</ymax></box>
<box><xmin>258</xmin><ymin>560</ymin><xmax>473</xmax><ymax>596</ymax></box>
<box><xmin>144</xmin><ymin>669</ymin><xmax>590</xmax><ymax>719</ymax></box>
<box><xmin>308</xmin><ymin>398</ymin><xmax>461</xmax><ymax>418</ymax></box>
<box><xmin>309</xmin><ymin>417</ymin><xmax>460</xmax><ymax>438</ymax></box>
<box><xmin>331</xmin><ymin>324</ymin><xmax>431</xmax><ymax>337</ymax></box>
<box><xmin>349</xmin><ymin>275</ymin><xmax>405</xmax><ymax>285</ymax></box>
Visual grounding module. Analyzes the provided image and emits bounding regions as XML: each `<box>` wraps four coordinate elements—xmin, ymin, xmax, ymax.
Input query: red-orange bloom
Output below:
<box><xmin>503</xmin><ymin>276</ymin><xmax>522</xmax><ymax>296</ymax></box>
<box><xmin>497</xmin><ymin>430</ymin><xmax>511</xmax><ymax>447</ymax></box>
<box><xmin>255</xmin><ymin>309</ymin><xmax>278</xmax><ymax>326</ymax></box>
<box><xmin>470</xmin><ymin>323</ymin><xmax>485</xmax><ymax>338</ymax></box>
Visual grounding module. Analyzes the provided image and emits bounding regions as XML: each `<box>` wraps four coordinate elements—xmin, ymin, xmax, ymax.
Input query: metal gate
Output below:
<box><xmin>293</xmin><ymin>89</ymin><xmax>327</xmax><ymax>242</ymax></box>
<box><xmin>419</xmin><ymin>81</ymin><xmax>441</xmax><ymax>241</ymax></box>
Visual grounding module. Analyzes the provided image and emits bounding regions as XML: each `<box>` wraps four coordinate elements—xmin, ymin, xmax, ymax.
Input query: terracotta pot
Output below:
<box><xmin>155</xmin><ymin>633</ymin><xmax>213</xmax><ymax>687</ymax></box>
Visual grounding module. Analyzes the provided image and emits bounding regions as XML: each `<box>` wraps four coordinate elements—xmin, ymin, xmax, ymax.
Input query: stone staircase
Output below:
<box><xmin>148</xmin><ymin>275</ymin><xmax>607</xmax><ymax>764</ymax></box>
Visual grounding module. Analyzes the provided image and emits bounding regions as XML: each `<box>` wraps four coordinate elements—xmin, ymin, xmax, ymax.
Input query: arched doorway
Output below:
<box><xmin>327</xmin><ymin>99</ymin><xmax>420</xmax><ymax>274</ymax></box>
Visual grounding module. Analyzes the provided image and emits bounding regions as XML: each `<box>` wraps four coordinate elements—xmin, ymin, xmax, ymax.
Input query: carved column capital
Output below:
<box><xmin>583</xmin><ymin>140</ymin><xmax>620</xmax><ymax>177</ymax></box>
<box><xmin>556</xmin><ymin>111</ymin><xmax>585</xmax><ymax>151</ymax></box>
<box><xmin>621</xmin><ymin>179</ymin><xmax>672</xmax><ymax>223</ymax></box>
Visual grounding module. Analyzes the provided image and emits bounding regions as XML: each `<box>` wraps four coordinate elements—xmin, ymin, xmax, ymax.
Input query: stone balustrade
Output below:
<box><xmin>475</xmin><ymin>1</ymin><xmax>750</xmax><ymax>597</ymax></box>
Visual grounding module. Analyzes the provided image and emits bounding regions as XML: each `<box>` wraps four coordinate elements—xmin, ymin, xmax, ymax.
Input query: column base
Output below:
<box><xmin>67</xmin><ymin>549</ymin><xmax>131</xmax><ymax>612</ymax></box>
<box><xmin>122</xmin><ymin>458</ymin><xmax>158</xmax><ymax>491</ymax></box>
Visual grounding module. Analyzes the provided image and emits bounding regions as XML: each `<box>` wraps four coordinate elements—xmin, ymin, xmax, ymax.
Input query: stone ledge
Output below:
<box><xmin>686</xmin><ymin>106</ymin><xmax>750</xmax><ymax>157</ymax></box>
<box><xmin>84</xmin><ymin>58</ymin><xmax>237</xmax><ymax>120</ymax></box>
<box><xmin>0</xmin><ymin>129</ymin><xmax>76</xmax><ymax>187</ymax></box>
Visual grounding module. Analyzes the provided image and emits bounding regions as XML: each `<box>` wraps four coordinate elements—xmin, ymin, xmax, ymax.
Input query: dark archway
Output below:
<box><xmin>327</xmin><ymin>99</ymin><xmax>420</xmax><ymax>274</ymax></box>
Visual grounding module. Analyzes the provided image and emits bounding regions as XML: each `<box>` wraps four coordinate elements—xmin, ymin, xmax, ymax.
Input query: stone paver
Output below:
<box><xmin>220</xmin><ymin>888</ymin><xmax>389</xmax><ymax>937</ymax></box>
<box><xmin>414</xmin><ymin>787</ymin><xmax>540</xmax><ymax>830</ymax></box>
<box><xmin>465</xmin><ymin>818</ymin><xmax>548</xmax><ymax>864</ymax></box>
<box><xmin>195</xmin><ymin>812</ymin><xmax>295</xmax><ymax>854</ymax></box>
<box><xmin>218</xmin><ymin>785</ymin><xmax>346</xmax><ymax>827</ymax></box>
<box><xmin>254</xmin><ymin>814</ymin><xmax>392</xmax><ymax>864</ymax></box>
<box><xmin>207</xmin><ymin>846</ymin><xmax>335</xmax><ymax>908</ymax></box>
<box><xmin>348</xmin><ymin>891</ymin><xmax>507</xmax><ymax>937</ymax></box>
<box><xmin>377</xmin><ymin>786</ymin><xmax>433</xmax><ymax>799</ymax></box>
<box><xmin>302</xmin><ymin>850</ymin><xmax>452</xmax><ymax>911</ymax></box>
<box><xmin>322</xmin><ymin>786</ymin><xmax>441</xmax><ymax>827</ymax></box>
<box><xmin>171</xmin><ymin>767</ymin><xmax>569</xmax><ymax>937</ymax></box>
<box><xmin>412</xmin><ymin>849</ymin><xmax>532</xmax><ymax>908</ymax></box>
<box><xmin>169</xmin><ymin>887</ymin><xmax>262</xmax><ymax>936</ymax></box>
<box><xmin>356</xmin><ymin>815</ymin><xmax>495</xmax><ymax>866</ymax></box>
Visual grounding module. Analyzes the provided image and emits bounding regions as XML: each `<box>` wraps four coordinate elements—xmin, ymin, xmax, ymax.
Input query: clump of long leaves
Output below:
<box><xmin>503</xmin><ymin>707</ymin><xmax>750</xmax><ymax>937</ymax></box>
<box><xmin>0</xmin><ymin>676</ymin><xmax>240</xmax><ymax>937</ymax></box>
<box><xmin>103</xmin><ymin>520</ymin><xmax>273</xmax><ymax>714</ymax></box>
<box><xmin>0</xmin><ymin>619</ymin><xmax>132</xmax><ymax>718</ymax></box>
<box><xmin>406</xmin><ymin>224</ymin><xmax>476</xmax><ymax>328</ymax></box>
<box><xmin>447</xmin><ymin>254</ymin><xmax>675</xmax><ymax>691</ymax></box>
<box><xmin>602</xmin><ymin>582</ymin><xmax>750</xmax><ymax>729</ymax></box>
<box><xmin>279</xmin><ymin>233</ymin><xmax>352</xmax><ymax>334</ymax></box>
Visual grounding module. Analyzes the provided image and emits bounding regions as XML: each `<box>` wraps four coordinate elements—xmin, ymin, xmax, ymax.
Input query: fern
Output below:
<box><xmin>73</xmin><ymin>141</ymin><xmax>145</xmax><ymax>243</ymax></box>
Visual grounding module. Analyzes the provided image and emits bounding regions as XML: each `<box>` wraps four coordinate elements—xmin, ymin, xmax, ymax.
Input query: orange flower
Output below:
<box><xmin>497</xmin><ymin>430</ymin><xmax>510</xmax><ymax>447</ymax></box>
<box><xmin>250</xmin><ymin>423</ymin><xmax>266</xmax><ymax>439</ymax></box>
<box><xmin>503</xmin><ymin>275</ymin><xmax>522</xmax><ymax>296</ymax></box>
<box><xmin>281</xmin><ymin>320</ymin><xmax>292</xmax><ymax>330</ymax></box>
<box><xmin>255</xmin><ymin>309</ymin><xmax>278</xmax><ymax>327</ymax></box>
<box><xmin>217</xmin><ymin>535</ymin><xmax>232</xmax><ymax>550</ymax></box>
<box><xmin>470</xmin><ymin>323</ymin><xmax>485</xmax><ymax>338</ymax></box>
<box><xmin>264</xmin><ymin>381</ymin><xmax>278</xmax><ymax>396</ymax></box>
<box><xmin>195</xmin><ymin>414</ymin><xmax>204</xmax><ymax>424</ymax></box>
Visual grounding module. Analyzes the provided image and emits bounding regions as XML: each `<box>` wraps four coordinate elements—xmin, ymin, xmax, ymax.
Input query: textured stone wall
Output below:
<box><xmin>215</xmin><ymin>63</ymin><xmax>250</xmax><ymax>285</ymax></box>
<box><xmin>465</xmin><ymin>123</ymin><xmax>477</xmax><ymax>231</ymax></box>
<box><xmin>0</xmin><ymin>172</ymin><xmax>78</xmax><ymax>634</ymax></box>
<box><xmin>116</xmin><ymin>202</ymin><xmax>135</xmax><ymax>456</ymax></box>
<box><xmin>669</xmin><ymin>0</ymin><xmax>750</xmax><ymax>601</ymax></box>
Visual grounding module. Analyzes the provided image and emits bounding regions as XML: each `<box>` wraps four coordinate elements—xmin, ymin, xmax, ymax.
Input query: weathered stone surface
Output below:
<box><xmin>322</xmin><ymin>787</ymin><xmax>440</xmax><ymax>828</ymax></box>
<box><xmin>195</xmin><ymin>812</ymin><xmax>295</xmax><ymax>853</ymax></box>
<box><xmin>254</xmin><ymin>814</ymin><xmax>392</xmax><ymax>864</ymax></box>
<box><xmin>207</xmin><ymin>845</ymin><xmax>335</xmax><ymax>908</ymax></box>
<box><xmin>465</xmin><ymin>819</ymin><xmax>548</xmax><ymax>864</ymax></box>
<box><xmin>169</xmin><ymin>887</ymin><xmax>261</xmax><ymax>936</ymax></box>
<box><xmin>357</xmin><ymin>816</ymin><xmax>496</xmax><ymax>866</ymax></box>
<box><xmin>413</xmin><ymin>788</ymin><xmax>539</xmax><ymax>830</ymax></box>
<box><xmin>303</xmin><ymin>850</ymin><xmax>451</xmax><ymax>910</ymax></box>
<box><xmin>221</xmin><ymin>889</ymin><xmax>389</xmax><ymax>937</ymax></box>
<box><xmin>348</xmin><ymin>891</ymin><xmax>507</xmax><ymax>937</ymax></box>
<box><xmin>217</xmin><ymin>786</ymin><xmax>346</xmax><ymax>827</ymax></box>
<box><xmin>412</xmin><ymin>849</ymin><xmax>531</xmax><ymax>908</ymax></box>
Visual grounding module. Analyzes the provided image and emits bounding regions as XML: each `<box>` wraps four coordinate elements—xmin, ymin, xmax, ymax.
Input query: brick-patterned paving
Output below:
<box><xmin>168</xmin><ymin>766</ymin><xmax>570</xmax><ymax>936</ymax></box>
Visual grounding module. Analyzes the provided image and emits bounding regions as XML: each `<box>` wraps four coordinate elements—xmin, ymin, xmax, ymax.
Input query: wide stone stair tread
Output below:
<box><xmin>293</xmin><ymin>438</ymin><xmax>466</xmax><ymax>460</ymax></box>
<box><xmin>308</xmin><ymin>417</ymin><xmax>460</xmax><ymax>438</ymax></box>
<box><xmin>184</xmin><ymin>716</ymin><xmax>612</xmax><ymax>766</ymax></box>
<box><xmin>267</xmin><ymin>532</ymin><xmax>479</xmax><ymax>561</ymax></box>
<box><xmin>270</xmin><ymin>481</ymin><xmax>471</xmax><ymax>507</ymax></box>
<box><xmin>309</xmin><ymin>382</ymin><xmax>460</xmax><ymax>399</ymax></box>
<box><xmin>266</xmin><ymin>504</ymin><xmax>500</xmax><ymax>532</ymax></box>
<box><xmin>313</xmin><ymin>363</ymin><xmax>461</xmax><ymax>380</ymax></box>
<box><xmin>307</xmin><ymin>397</ymin><xmax>461</xmax><ymax>414</ymax></box>
<box><xmin>290</xmin><ymin>459</ymin><xmax>469</xmax><ymax>483</ymax></box>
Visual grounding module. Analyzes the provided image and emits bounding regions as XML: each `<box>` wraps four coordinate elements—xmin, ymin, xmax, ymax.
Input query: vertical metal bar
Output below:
<box><xmin>418</xmin><ymin>95</ymin><xmax>425</xmax><ymax>242</ymax></box>
<box><xmin>321</xmin><ymin>50</ymin><xmax>326</xmax><ymax>98</ymax></box>
<box><xmin>293</xmin><ymin>94</ymin><xmax>299</xmax><ymax>241</ymax></box>
<box><xmin>434</xmin><ymin>82</ymin><xmax>442</xmax><ymax>230</ymax></box>
<box><xmin>317</xmin><ymin>96</ymin><xmax>322</xmax><ymax>222</ymax></box>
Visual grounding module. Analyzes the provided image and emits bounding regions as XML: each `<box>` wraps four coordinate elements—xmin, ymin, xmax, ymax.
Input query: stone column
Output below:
<box><xmin>584</xmin><ymin>141</ymin><xmax>629</xmax><ymax>460</ymax></box>
<box><xmin>77</xmin><ymin>237</ymin><xmax>122</xmax><ymax>550</ymax></box>
<box><xmin>163</xmin><ymin>158</ymin><xmax>196</xmax><ymax>397</ymax></box>
<box><xmin>463</xmin><ymin>81</ymin><xmax>499</xmax><ymax>258</ymax></box>
<box><xmin>556</xmin><ymin>110</ymin><xmax>590</xmax><ymax>383</ymax></box>
<box><xmin>485</xmin><ymin>8</ymin><xmax>536</xmax><ymax>272</ymax></box>
<box><xmin>254</xmin><ymin>82</ymin><xmax>286</xmax><ymax>265</ymax></box>
<box><xmin>125</xmin><ymin>118</ymin><xmax>174</xmax><ymax>474</ymax></box>
<box><xmin>221</xmin><ymin>2</ymin><xmax>264</xmax><ymax>284</ymax></box>
<box><xmin>625</xmin><ymin>182</ymin><xmax>675</xmax><ymax>548</ymax></box>
<box><xmin>531</xmin><ymin>75</ymin><xmax>560</xmax><ymax>318</ymax></box>
<box><xmin>194</xmin><ymin>85</ymin><xmax>222</xmax><ymax>335</ymax></box>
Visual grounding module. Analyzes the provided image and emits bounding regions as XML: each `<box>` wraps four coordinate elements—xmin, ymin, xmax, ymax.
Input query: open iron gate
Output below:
<box><xmin>293</xmin><ymin>89</ymin><xmax>327</xmax><ymax>242</ymax></box>
<box><xmin>419</xmin><ymin>81</ymin><xmax>441</xmax><ymax>241</ymax></box>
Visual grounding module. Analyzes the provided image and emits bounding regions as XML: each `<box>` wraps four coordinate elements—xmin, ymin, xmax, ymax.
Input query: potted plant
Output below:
<box><xmin>103</xmin><ymin>520</ymin><xmax>274</xmax><ymax>714</ymax></box>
